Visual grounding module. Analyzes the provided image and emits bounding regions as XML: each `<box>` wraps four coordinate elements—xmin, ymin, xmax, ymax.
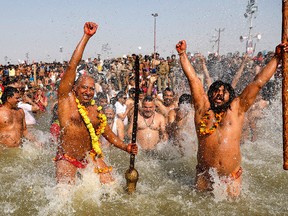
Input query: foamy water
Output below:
<box><xmin>0</xmin><ymin>93</ymin><xmax>288</xmax><ymax>215</ymax></box>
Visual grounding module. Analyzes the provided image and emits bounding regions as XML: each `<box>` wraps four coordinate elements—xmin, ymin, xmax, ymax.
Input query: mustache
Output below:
<box><xmin>215</xmin><ymin>95</ymin><xmax>224</xmax><ymax>101</ymax></box>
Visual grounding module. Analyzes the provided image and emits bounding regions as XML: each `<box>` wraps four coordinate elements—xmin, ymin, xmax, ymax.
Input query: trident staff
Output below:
<box><xmin>125</xmin><ymin>56</ymin><xmax>140</xmax><ymax>193</ymax></box>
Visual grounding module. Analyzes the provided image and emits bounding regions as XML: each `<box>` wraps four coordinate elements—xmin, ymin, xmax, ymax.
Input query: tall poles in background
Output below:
<box><xmin>59</xmin><ymin>46</ymin><xmax>63</xmax><ymax>63</ymax></box>
<box><xmin>151</xmin><ymin>13</ymin><xmax>158</xmax><ymax>60</ymax></box>
<box><xmin>216</xmin><ymin>28</ymin><xmax>225</xmax><ymax>55</ymax></box>
<box><xmin>240</xmin><ymin>0</ymin><xmax>261</xmax><ymax>56</ymax></box>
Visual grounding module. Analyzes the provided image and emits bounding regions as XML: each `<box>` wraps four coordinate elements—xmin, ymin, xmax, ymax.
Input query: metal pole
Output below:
<box><xmin>282</xmin><ymin>0</ymin><xmax>288</xmax><ymax>170</ymax></box>
<box><xmin>152</xmin><ymin>13</ymin><xmax>158</xmax><ymax>60</ymax></box>
<box><xmin>215</xmin><ymin>28</ymin><xmax>224</xmax><ymax>56</ymax></box>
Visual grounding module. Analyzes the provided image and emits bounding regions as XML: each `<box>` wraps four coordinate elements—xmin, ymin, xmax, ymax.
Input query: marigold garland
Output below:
<box><xmin>199</xmin><ymin>111</ymin><xmax>224</xmax><ymax>135</ymax></box>
<box><xmin>75</xmin><ymin>98</ymin><xmax>107</xmax><ymax>158</ymax></box>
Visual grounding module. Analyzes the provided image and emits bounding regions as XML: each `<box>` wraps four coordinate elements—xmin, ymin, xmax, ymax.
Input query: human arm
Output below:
<box><xmin>159</xmin><ymin>114</ymin><xmax>168</xmax><ymax>141</ymax></box>
<box><xmin>116</xmin><ymin>102</ymin><xmax>133</xmax><ymax>121</ymax></box>
<box><xmin>22</xmin><ymin>95</ymin><xmax>40</xmax><ymax>112</ymax></box>
<box><xmin>58</xmin><ymin>22</ymin><xmax>98</xmax><ymax>99</ymax></box>
<box><xmin>146</xmin><ymin>75</ymin><xmax>158</xmax><ymax>96</ymax></box>
<box><xmin>200</xmin><ymin>55</ymin><xmax>212</xmax><ymax>87</ymax></box>
<box><xmin>238</xmin><ymin>43</ymin><xmax>287</xmax><ymax>112</ymax></box>
<box><xmin>231</xmin><ymin>54</ymin><xmax>249</xmax><ymax>88</ymax></box>
<box><xmin>176</xmin><ymin>40</ymin><xmax>208</xmax><ymax>111</ymax></box>
<box><xmin>102</xmin><ymin>125</ymin><xmax>138</xmax><ymax>154</ymax></box>
<box><xmin>166</xmin><ymin>109</ymin><xmax>176</xmax><ymax>135</ymax></box>
<box><xmin>116</xmin><ymin>118</ymin><xmax>125</xmax><ymax>141</ymax></box>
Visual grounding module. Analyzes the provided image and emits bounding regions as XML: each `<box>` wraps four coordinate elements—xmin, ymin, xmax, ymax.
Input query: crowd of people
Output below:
<box><xmin>0</xmin><ymin>22</ymin><xmax>285</xmax><ymax>198</ymax></box>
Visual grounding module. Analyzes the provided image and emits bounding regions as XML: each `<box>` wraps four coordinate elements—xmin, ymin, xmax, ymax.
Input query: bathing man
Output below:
<box><xmin>127</xmin><ymin>95</ymin><xmax>168</xmax><ymax>150</ymax></box>
<box><xmin>0</xmin><ymin>87</ymin><xmax>37</xmax><ymax>147</ymax></box>
<box><xmin>55</xmin><ymin>22</ymin><xmax>137</xmax><ymax>184</ymax></box>
<box><xmin>176</xmin><ymin>40</ymin><xmax>287</xmax><ymax>197</ymax></box>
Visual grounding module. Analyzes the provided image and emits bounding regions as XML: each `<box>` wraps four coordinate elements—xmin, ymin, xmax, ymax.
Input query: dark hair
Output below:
<box><xmin>163</xmin><ymin>87</ymin><xmax>175</xmax><ymax>96</ymax></box>
<box><xmin>207</xmin><ymin>80</ymin><xmax>235</xmax><ymax>113</ymax></box>
<box><xmin>1</xmin><ymin>86</ymin><xmax>19</xmax><ymax>104</ymax></box>
<box><xmin>96</xmin><ymin>92</ymin><xmax>108</xmax><ymax>100</ymax></box>
<box><xmin>116</xmin><ymin>91</ymin><xmax>126</xmax><ymax>100</ymax></box>
<box><xmin>178</xmin><ymin>93</ymin><xmax>192</xmax><ymax>106</ymax></box>
<box><xmin>129</xmin><ymin>88</ymin><xmax>136</xmax><ymax>94</ymax></box>
<box><xmin>142</xmin><ymin>95</ymin><xmax>154</xmax><ymax>103</ymax></box>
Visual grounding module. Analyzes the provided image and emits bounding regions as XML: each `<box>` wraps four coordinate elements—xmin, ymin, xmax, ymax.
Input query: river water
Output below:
<box><xmin>0</xmin><ymin>92</ymin><xmax>287</xmax><ymax>216</ymax></box>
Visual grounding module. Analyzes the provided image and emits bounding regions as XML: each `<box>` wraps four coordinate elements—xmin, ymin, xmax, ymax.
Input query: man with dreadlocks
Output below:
<box><xmin>176</xmin><ymin>40</ymin><xmax>287</xmax><ymax>197</ymax></box>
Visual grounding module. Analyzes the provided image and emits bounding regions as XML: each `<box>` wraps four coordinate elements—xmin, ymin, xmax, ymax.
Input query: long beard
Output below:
<box><xmin>210</xmin><ymin>100</ymin><xmax>231</xmax><ymax>113</ymax></box>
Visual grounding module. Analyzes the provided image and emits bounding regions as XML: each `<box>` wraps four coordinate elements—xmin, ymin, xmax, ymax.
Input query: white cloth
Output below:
<box><xmin>18</xmin><ymin>102</ymin><xmax>36</xmax><ymax>125</ymax></box>
<box><xmin>111</xmin><ymin>117</ymin><xmax>118</xmax><ymax>135</ymax></box>
<box><xmin>115</xmin><ymin>101</ymin><xmax>128</xmax><ymax>126</ymax></box>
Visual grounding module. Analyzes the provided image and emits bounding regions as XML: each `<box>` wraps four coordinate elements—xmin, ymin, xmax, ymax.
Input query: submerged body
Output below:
<box><xmin>56</xmin><ymin>22</ymin><xmax>137</xmax><ymax>184</ymax></box>
<box><xmin>176</xmin><ymin>40</ymin><xmax>286</xmax><ymax>197</ymax></box>
<box><xmin>0</xmin><ymin>105</ymin><xmax>26</xmax><ymax>147</ymax></box>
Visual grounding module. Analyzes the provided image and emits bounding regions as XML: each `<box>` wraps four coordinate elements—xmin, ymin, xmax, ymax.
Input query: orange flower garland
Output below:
<box><xmin>199</xmin><ymin>111</ymin><xmax>224</xmax><ymax>135</ymax></box>
<box><xmin>75</xmin><ymin>98</ymin><xmax>107</xmax><ymax>158</ymax></box>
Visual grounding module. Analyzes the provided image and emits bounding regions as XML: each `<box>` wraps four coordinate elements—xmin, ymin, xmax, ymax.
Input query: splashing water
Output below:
<box><xmin>0</xmin><ymin>92</ymin><xmax>288</xmax><ymax>215</ymax></box>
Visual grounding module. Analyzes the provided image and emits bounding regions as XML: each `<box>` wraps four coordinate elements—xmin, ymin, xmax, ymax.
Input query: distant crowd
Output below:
<box><xmin>0</xmin><ymin>49</ymin><xmax>282</xmax><ymax>143</ymax></box>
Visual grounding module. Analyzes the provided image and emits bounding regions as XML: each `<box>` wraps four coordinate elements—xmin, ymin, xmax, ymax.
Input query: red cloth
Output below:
<box><xmin>50</xmin><ymin>122</ymin><xmax>60</xmax><ymax>139</ymax></box>
<box><xmin>54</xmin><ymin>152</ymin><xmax>88</xmax><ymax>169</ymax></box>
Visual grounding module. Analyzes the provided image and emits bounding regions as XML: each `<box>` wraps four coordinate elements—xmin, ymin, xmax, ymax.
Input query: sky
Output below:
<box><xmin>0</xmin><ymin>0</ymin><xmax>282</xmax><ymax>64</ymax></box>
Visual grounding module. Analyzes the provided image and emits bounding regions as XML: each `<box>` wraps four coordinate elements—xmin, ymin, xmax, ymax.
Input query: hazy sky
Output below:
<box><xmin>0</xmin><ymin>0</ymin><xmax>282</xmax><ymax>64</ymax></box>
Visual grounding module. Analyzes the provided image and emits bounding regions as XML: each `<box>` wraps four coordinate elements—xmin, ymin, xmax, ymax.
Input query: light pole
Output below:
<box><xmin>151</xmin><ymin>13</ymin><xmax>158</xmax><ymax>60</ymax></box>
<box><xmin>25</xmin><ymin>52</ymin><xmax>29</xmax><ymax>64</ymax></box>
<box><xmin>59</xmin><ymin>46</ymin><xmax>63</xmax><ymax>63</ymax></box>
<box><xmin>240</xmin><ymin>0</ymin><xmax>261</xmax><ymax>56</ymax></box>
<box><xmin>4</xmin><ymin>56</ymin><xmax>8</xmax><ymax>65</ymax></box>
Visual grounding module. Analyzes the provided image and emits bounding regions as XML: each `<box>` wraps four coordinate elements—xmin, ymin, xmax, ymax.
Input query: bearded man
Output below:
<box><xmin>176</xmin><ymin>40</ymin><xmax>287</xmax><ymax>197</ymax></box>
<box><xmin>127</xmin><ymin>95</ymin><xmax>168</xmax><ymax>150</ymax></box>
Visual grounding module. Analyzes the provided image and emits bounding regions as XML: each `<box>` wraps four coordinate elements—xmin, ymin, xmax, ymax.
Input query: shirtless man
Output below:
<box><xmin>147</xmin><ymin>75</ymin><xmax>177</xmax><ymax>118</ymax></box>
<box><xmin>55</xmin><ymin>22</ymin><xmax>137</xmax><ymax>184</ymax></box>
<box><xmin>127</xmin><ymin>95</ymin><xmax>168</xmax><ymax>150</ymax></box>
<box><xmin>176</xmin><ymin>40</ymin><xmax>287</xmax><ymax>197</ymax></box>
<box><xmin>167</xmin><ymin>93</ymin><xmax>197</xmax><ymax>156</ymax></box>
<box><xmin>0</xmin><ymin>87</ymin><xmax>36</xmax><ymax>147</ymax></box>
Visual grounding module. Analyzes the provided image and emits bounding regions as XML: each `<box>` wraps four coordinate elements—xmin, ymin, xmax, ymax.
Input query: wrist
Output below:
<box><xmin>178</xmin><ymin>50</ymin><xmax>186</xmax><ymax>56</ymax></box>
<box><xmin>126</xmin><ymin>143</ymin><xmax>132</xmax><ymax>153</ymax></box>
<box><xmin>273</xmin><ymin>54</ymin><xmax>281</xmax><ymax>60</ymax></box>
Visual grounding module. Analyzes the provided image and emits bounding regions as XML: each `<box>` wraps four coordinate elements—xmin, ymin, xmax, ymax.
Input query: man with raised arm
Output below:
<box><xmin>55</xmin><ymin>22</ymin><xmax>137</xmax><ymax>184</ymax></box>
<box><xmin>176</xmin><ymin>40</ymin><xmax>287</xmax><ymax>197</ymax></box>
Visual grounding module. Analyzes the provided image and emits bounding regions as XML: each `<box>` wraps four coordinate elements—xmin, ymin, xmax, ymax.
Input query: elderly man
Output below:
<box><xmin>55</xmin><ymin>22</ymin><xmax>137</xmax><ymax>184</ymax></box>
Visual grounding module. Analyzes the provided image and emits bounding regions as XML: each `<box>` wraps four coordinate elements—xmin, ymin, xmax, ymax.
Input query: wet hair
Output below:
<box><xmin>163</xmin><ymin>87</ymin><xmax>175</xmax><ymax>96</ymax></box>
<box><xmin>103</xmin><ymin>104</ymin><xmax>116</xmax><ymax>113</ymax></box>
<box><xmin>142</xmin><ymin>95</ymin><xmax>154</xmax><ymax>103</ymax></box>
<box><xmin>1</xmin><ymin>86</ymin><xmax>19</xmax><ymax>104</ymax></box>
<box><xmin>74</xmin><ymin>74</ymin><xmax>95</xmax><ymax>86</ymax></box>
<box><xmin>178</xmin><ymin>93</ymin><xmax>192</xmax><ymax>106</ymax></box>
<box><xmin>207</xmin><ymin>80</ymin><xmax>235</xmax><ymax>113</ymax></box>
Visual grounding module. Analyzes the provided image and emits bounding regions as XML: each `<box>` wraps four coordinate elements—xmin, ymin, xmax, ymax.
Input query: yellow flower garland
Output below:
<box><xmin>199</xmin><ymin>111</ymin><xmax>224</xmax><ymax>135</ymax></box>
<box><xmin>75</xmin><ymin>98</ymin><xmax>107</xmax><ymax>158</ymax></box>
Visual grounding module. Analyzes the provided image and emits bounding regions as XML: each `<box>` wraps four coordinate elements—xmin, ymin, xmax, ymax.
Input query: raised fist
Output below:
<box><xmin>84</xmin><ymin>22</ymin><xmax>98</xmax><ymax>37</ymax></box>
<box><xmin>176</xmin><ymin>40</ymin><xmax>187</xmax><ymax>54</ymax></box>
